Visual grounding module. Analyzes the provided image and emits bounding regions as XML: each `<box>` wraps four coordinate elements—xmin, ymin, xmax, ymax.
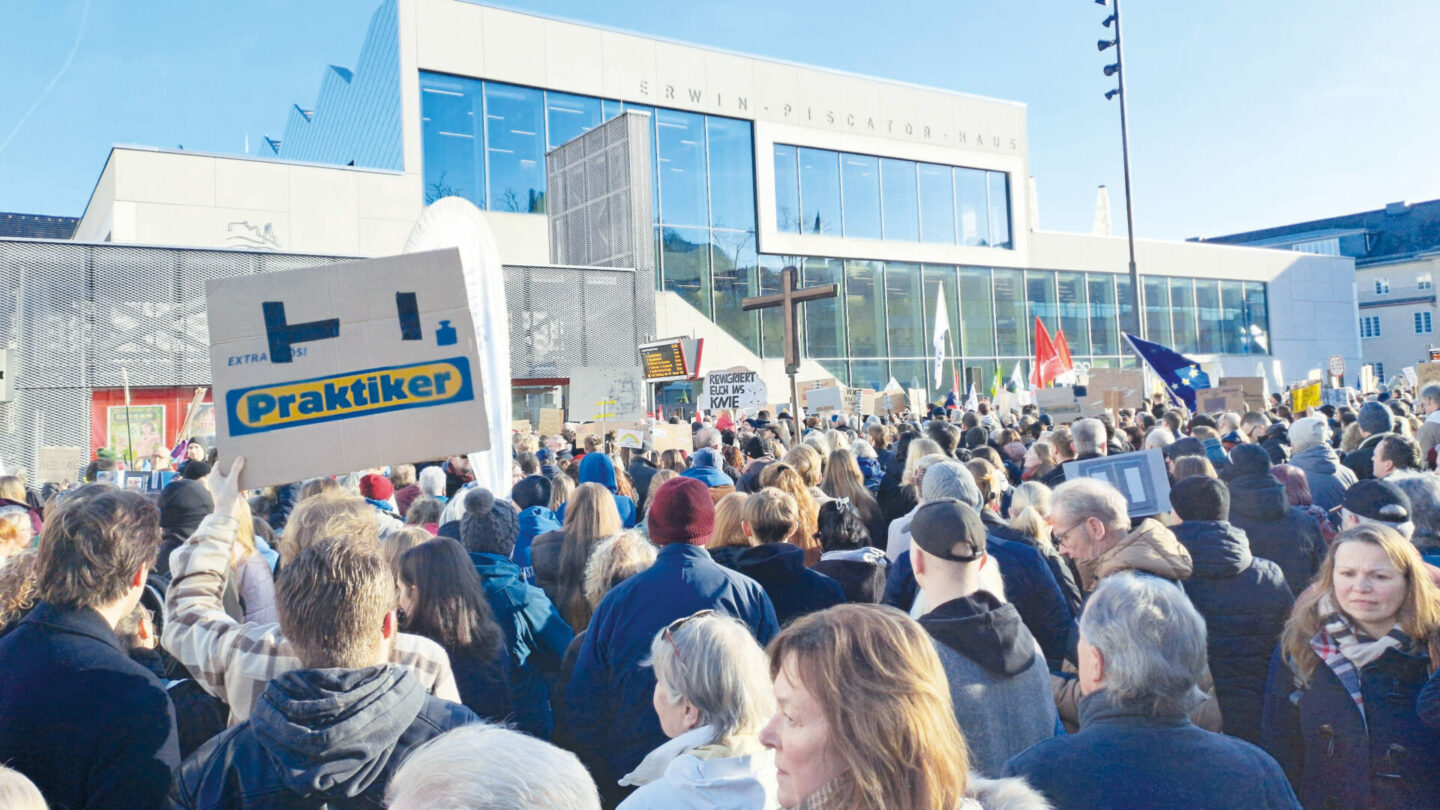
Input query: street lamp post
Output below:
<box><xmin>1098</xmin><ymin>0</ymin><xmax>1145</xmax><ymax>339</ymax></box>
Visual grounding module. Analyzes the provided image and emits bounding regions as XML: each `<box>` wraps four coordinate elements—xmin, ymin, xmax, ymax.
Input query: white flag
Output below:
<box><xmin>964</xmin><ymin>383</ymin><xmax>978</xmax><ymax>412</ymax></box>
<box><xmin>932</xmin><ymin>285</ymin><xmax>950</xmax><ymax>389</ymax></box>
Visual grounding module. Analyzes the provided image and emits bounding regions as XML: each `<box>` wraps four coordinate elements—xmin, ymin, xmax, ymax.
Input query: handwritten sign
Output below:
<box><xmin>206</xmin><ymin>248</ymin><xmax>489</xmax><ymax>489</ymax></box>
<box><xmin>37</xmin><ymin>446</ymin><xmax>85</xmax><ymax>484</ymax></box>
<box><xmin>616</xmin><ymin>428</ymin><xmax>645</xmax><ymax>449</ymax></box>
<box><xmin>537</xmin><ymin>408</ymin><xmax>564</xmax><ymax>437</ymax></box>
<box><xmin>702</xmin><ymin>369</ymin><xmax>768</xmax><ymax>412</ymax></box>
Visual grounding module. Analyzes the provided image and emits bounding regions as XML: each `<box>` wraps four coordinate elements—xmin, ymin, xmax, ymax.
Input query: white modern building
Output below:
<box><xmin>73</xmin><ymin>0</ymin><xmax>1358</xmax><ymax>403</ymax></box>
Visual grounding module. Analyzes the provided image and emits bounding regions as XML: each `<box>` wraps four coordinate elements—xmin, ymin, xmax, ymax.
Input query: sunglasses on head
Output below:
<box><xmin>663</xmin><ymin>609</ymin><xmax>716</xmax><ymax>665</ymax></box>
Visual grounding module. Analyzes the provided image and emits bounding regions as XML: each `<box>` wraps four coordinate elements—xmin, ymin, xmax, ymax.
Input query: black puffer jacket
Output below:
<box><xmin>168</xmin><ymin>664</ymin><xmax>477</xmax><ymax>809</ymax></box>
<box><xmin>1225</xmin><ymin>472</ymin><xmax>1324</xmax><ymax>595</ymax></box>
<box><xmin>1172</xmin><ymin>520</ymin><xmax>1294</xmax><ymax>746</ymax></box>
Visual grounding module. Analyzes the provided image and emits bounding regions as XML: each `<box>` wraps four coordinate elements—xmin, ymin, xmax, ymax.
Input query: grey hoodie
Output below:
<box><xmin>1288</xmin><ymin>442</ymin><xmax>1357</xmax><ymax>513</ymax></box>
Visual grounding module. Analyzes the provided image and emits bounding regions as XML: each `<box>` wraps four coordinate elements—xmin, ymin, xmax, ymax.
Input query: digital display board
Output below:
<box><xmin>640</xmin><ymin>340</ymin><xmax>689</xmax><ymax>380</ymax></box>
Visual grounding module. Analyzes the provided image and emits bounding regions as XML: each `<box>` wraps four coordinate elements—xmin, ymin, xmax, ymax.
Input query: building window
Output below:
<box><xmin>1360</xmin><ymin>316</ymin><xmax>1381</xmax><ymax>338</ymax></box>
<box><xmin>879</xmin><ymin>158</ymin><xmax>920</xmax><ymax>242</ymax></box>
<box><xmin>1375</xmin><ymin>362</ymin><xmax>1385</xmax><ymax>382</ymax></box>
<box><xmin>773</xmin><ymin>146</ymin><xmax>800</xmax><ymax>234</ymax></box>
<box><xmin>1419</xmin><ymin>273</ymin><xmax>1433</xmax><ymax>291</ymax></box>
<box><xmin>839</xmin><ymin>154</ymin><xmax>881</xmax><ymax>239</ymax></box>
<box><xmin>1142</xmin><ymin>276</ymin><xmax>1172</xmax><ymax>348</ymax></box>
<box><xmin>917</xmin><ymin>163</ymin><xmax>956</xmax><ymax>245</ymax></box>
<box><xmin>798</xmin><ymin>148</ymin><xmax>842</xmax><ymax>236</ymax></box>
<box><xmin>483</xmin><ymin>83</ymin><xmax>546</xmax><ymax>213</ymax></box>
<box><xmin>1416</xmin><ymin>311</ymin><xmax>1432</xmax><ymax>334</ymax></box>
<box><xmin>1375</xmin><ymin>279</ymin><xmax>1390</xmax><ymax>295</ymax></box>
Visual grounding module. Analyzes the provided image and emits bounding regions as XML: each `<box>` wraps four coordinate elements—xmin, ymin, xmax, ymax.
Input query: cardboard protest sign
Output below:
<box><xmin>1035</xmin><ymin>387</ymin><xmax>1082</xmax><ymax>423</ymax></box>
<box><xmin>807</xmin><ymin>385</ymin><xmax>845</xmax><ymax>413</ymax></box>
<box><xmin>537</xmin><ymin>408</ymin><xmax>564</xmax><ymax>437</ymax></box>
<box><xmin>848</xmin><ymin>388</ymin><xmax>876</xmax><ymax>415</ymax></box>
<box><xmin>875</xmin><ymin>391</ymin><xmax>908</xmax><ymax>415</ymax></box>
<box><xmin>1291</xmin><ymin>382</ymin><xmax>1322</xmax><ymax>412</ymax></box>
<box><xmin>568</xmin><ymin>367</ymin><xmax>645</xmax><ymax>423</ymax></box>
<box><xmin>616</xmin><ymin>428</ymin><xmax>645</xmax><ymax>449</ymax></box>
<box><xmin>1416</xmin><ymin>362</ymin><xmax>1440</xmax><ymax>391</ymax></box>
<box><xmin>513</xmin><ymin>420</ymin><xmax>532</xmax><ymax>434</ymax></box>
<box><xmin>1063</xmin><ymin>449</ymin><xmax>1171</xmax><ymax>518</ymax></box>
<box><xmin>798</xmin><ymin>379</ymin><xmax>841</xmax><ymax>408</ymax></box>
<box><xmin>701</xmin><ymin>369</ymin><xmax>767</xmax><ymax>412</ymax></box>
<box><xmin>1360</xmin><ymin>366</ymin><xmax>1377</xmax><ymax>394</ymax></box>
<box><xmin>207</xmin><ymin>248</ymin><xmax>489</xmax><ymax>489</ymax></box>
<box><xmin>1085</xmin><ymin>369</ymin><xmax>1145</xmax><ymax>410</ymax></box>
<box><xmin>907</xmin><ymin>389</ymin><xmax>927</xmax><ymax>415</ymax></box>
<box><xmin>1217</xmin><ymin>377</ymin><xmax>1267</xmax><ymax>411</ymax></box>
<box><xmin>1199</xmin><ymin>383</ymin><xmax>1244</xmax><ymax>414</ymax></box>
<box><xmin>37</xmin><ymin>446</ymin><xmax>85</xmax><ymax>484</ymax></box>
<box><xmin>649</xmin><ymin>424</ymin><xmax>689</xmax><ymax>455</ymax></box>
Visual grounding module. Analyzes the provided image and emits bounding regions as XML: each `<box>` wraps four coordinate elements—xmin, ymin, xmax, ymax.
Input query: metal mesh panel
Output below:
<box><xmin>0</xmin><ymin>239</ymin><xmax>646</xmax><ymax>480</ymax></box>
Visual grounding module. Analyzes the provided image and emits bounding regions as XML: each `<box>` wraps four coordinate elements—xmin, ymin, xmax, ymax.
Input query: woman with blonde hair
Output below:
<box><xmin>641</xmin><ymin>470</ymin><xmax>678</xmax><ymax>522</ymax></box>
<box><xmin>783</xmin><ymin>445</ymin><xmax>830</xmax><ymax>506</ymax></box>
<box><xmin>760</xmin><ymin>604</ymin><xmax>1045</xmax><ymax>809</ymax></box>
<box><xmin>818</xmin><ymin>448</ymin><xmax>883</xmax><ymax>545</ymax></box>
<box><xmin>229</xmin><ymin>499</ymin><xmax>278</xmax><ymax>624</ymax></box>
<box><xmin>1261</xmin><ymin>524</ymin><xmax>1440</xmax><ymax>809</ymax></box>
<box><xmin>705</xmin><ymin>492</ymin><xmax>753</xmax><ymax>568</ymax></box>
<box><xmin>0</xmin><ymin>765</ymin><xmax>47</xmax><ymax>810</ymax></box>
<box><xmin>758</xmin><ymin>463</ymin><xmax>821</xmax><ymax>566</ymax></box>
<box><xmin>618</xmin><ymin>612</ymin><xmax>779</xmax><ymax>808</ymax></box>
<box><xmin>550</xmin><ymin>473</ymin><xmax>575</xmax><ymax>513</ymax></box>
<box><xmin>532</xmin><ymin>482</ymin><xmax>622</xmax><ymax>630</ymax></box>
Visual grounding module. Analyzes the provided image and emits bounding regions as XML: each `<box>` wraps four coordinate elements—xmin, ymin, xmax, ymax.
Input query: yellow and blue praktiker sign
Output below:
<box><xmin>225</xmin><ymin>356</ymin><xmax>475</xmax><ymax>436</ymax></box>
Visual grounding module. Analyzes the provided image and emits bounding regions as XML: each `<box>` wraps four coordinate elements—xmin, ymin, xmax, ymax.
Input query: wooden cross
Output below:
<box><xmin>742</xmin><ymin>266</ymin><xmax>838</xmax><ymax>374</ymax></box>
<box><xmin>742</xmin><ymin>265</ymin><xmax>839</xmax><ymax>418</ymax></box>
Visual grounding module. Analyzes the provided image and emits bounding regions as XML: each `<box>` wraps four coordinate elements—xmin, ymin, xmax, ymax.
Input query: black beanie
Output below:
<box><xmin>159</xmin><ymin>479</ymin><xmax>214</xmax><ymax>531</ymax></box>
<box><xmin>1226</xmin><ymin>443</ymin><xmax>1272</xmax><ymax>479</ymax></box>
<box><xmin>180</xmin><ymin>460</ymin><xmax>211</xmax><ymax>480</ymax></box>
<box><xmin>1171</xmin><ymin>475</ymin><xmax>1230</xmax><ymax>522</ymax></box>
<box><xmin>459</xmin><ymin>489</ymin><xmax>519</xmax><ymax>556</ymax></box>
<box><xmin>511</xmin><ymin>475</ymin><xmax>552</xmax><ymax>511</ymax></box>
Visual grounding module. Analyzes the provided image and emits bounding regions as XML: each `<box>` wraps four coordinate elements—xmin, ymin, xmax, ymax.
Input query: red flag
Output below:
<box><xmin>1054</xmin><ymin>328</ymin><xmax>1074</xmax><ymax>373</ymax></box>
<box><xmin>1034</xmin><ymin>318</ymin><xmax>1062</xmax><ymax>388</ymax></box>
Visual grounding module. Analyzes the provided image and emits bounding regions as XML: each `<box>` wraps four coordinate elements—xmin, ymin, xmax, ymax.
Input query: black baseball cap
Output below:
<box><xmin>1339</xmin><ymin>479</ymin><xmax>1411</xmax><ymax>525</ymax></box>
<box><xmin>1164</xmin><ymin>436</ymin><xmax>1206</xmax><ymax>461</ymax></box>
<box><xmin>909</xmin><ymin>499</ymin><xmax>987</xmax><ymax>563</ymax></box>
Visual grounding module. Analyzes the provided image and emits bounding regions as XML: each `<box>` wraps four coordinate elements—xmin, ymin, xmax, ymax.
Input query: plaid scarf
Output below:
<box><xmin>1302</xmin><ymin>594</ymin><xmax>1409</xmax><ymax>727</ymax></box>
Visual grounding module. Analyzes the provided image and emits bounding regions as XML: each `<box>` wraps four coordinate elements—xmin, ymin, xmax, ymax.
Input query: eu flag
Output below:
<box><xmin>1124</xmin><ymin>333</ymin><xmax>1210</xmax><ymax>410</ymax></box>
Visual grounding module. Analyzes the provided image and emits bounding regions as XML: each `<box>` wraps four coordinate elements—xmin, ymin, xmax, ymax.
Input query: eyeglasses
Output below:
<box><xmin>1052</xmin><ymin>519</ymin><xmax>1088</xmax><ymax>549</ymax></box>
<box><xmin>663</xmin><ymin>610</ymin><xmax>716</xmax><ymax>665</ymax></box>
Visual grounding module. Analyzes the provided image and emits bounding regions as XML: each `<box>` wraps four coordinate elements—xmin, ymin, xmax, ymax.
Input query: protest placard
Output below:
<box><xmin>37</xmin><ymin>446</ymin><xmax>85</xmax><ymax>484</ymax></box>
<box><xmin>513</xmin><ymin>420</ymin><xmax>532</xmax><ymax>434</ymax></box>
<box><xmin>616</xmin><ymin>428</ymin><xmax>645</xmax><ymax>449</ymax></box>
<box><xmin>207</xmin><ymin>248</ymin><xmax>490</xmax><ymax>489</ymax></box>
<box><xmin>1291</xmin><ymin>382</ymin><xmax>1322</xmax><ymax>412</ymax></box>
<box><xmin>807</xmin><ymin>385</ymin><xmax>845</xmax><ymax>413</ymax></box>
<box><xmin>848</xmin><ymin>388</ymin><xmax>876</xmax><ymax>415</ymax></box>
<box><xmin>537</xmin><ymin>408</ymin><xmax>564</xmax><ymax>437</ymax></box>
<box><xmin>797</xmin><ymin>379</ymin><xmax>839</xmax><ymax>408</ymax></box>
<box><xmin>649</xmin><ymin>424</ymin><xmax>689</xmax><ymax>455</ymax></box>
<box><xmin>1036</xmin><ymin>387</ymin><xmax>1082</xmax><ymax>423</ymax></box>
<box><xmin>907</xmin><ymin>389</ymin><xmax>927</xmax><ymax>415</ymax></box>
<box><xmin>568</xmin><ymin>367</ymin><xmax>645</xmax><ymax>423</ymax></box>
<box><xmin>1086</xmin><ymin>369</ymin><xmax>1145</xmax><ymax>410</ymax></box>
<box><xmin>1217</xmin><ymin>376</ymin><xmax>1267</xmax><ymax>411</ymax></box>
<box><xmin>701</xmin><ymin>369</ymin><xmax>768</xmax><ymax>412</ymax></box>
<box><xmin>1416</xmin><ymin>362</ymin><xmax>1440</xmax><ymax>391</ymax></box>
<box><xmin>1063</xmin><ymin>449</ymin><xmax>1171</xmax><ymax>518</ymax></box>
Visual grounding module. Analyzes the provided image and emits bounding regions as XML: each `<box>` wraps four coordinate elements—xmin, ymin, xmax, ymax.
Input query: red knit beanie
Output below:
<box><xmin>360</xmin><ymin>473</ymin><xmax>394</xmax><ymax>501</ymax></box>
<box><xmin>648</xmin><ymin>477</ymin><xmax>715</xmax><ymax>546</ymax></box>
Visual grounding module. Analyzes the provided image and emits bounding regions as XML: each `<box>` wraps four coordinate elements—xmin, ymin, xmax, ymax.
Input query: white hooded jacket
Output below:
<box><xmin>617</xmin><ymin>725</ymin><xmax>780</xmax><ymax>810</ymax></box>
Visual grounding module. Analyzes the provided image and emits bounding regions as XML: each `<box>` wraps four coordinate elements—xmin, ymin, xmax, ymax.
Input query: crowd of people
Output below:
<box><xmin>2</xmin><ymin>380</ymin><xmax>1440</xmax><ymax>809</ymax></box>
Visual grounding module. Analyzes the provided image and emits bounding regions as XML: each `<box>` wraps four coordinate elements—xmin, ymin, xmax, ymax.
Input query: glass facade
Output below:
<box><xmin>418</xmin><ymin>71</ymin><xmax>1273</xmax><ymax>392</ymax></box>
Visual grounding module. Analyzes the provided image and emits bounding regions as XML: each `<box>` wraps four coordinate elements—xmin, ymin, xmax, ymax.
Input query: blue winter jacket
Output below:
<box><xmin>725</xmin><ymin>542</ymin><xmax>844</xmax><ymax>626</ymax></box>
<box><xmin>470</xmin><ymin>552</ymin><xmax>574</xmax><ymax>740</ymax></box>
<box><xmin>1006</xmin><ymin>690</ymin><xmax>1300</xmax><ymax>809</ymax></box>
<box><xmin>513</xmin><ymin>506</ymin><xmax>561</xmax><ymax>581</ymax></box>
<box><xmin>1262</xmin><ymin>642</ymin><xmax>1440</xmax><ymax>810</ymax></box>
<box><xmin>1172</xmin><ymin>520</ymin><xmax>1294</xmax><ymax>745</ymax></box>
<box><xmin>680</xmin><ymin>464</ymin><xmax>735</xmax><ymax>488</ymax></box>
<box><xmin>557</xmin><ymin>453</ymin><xmax>638</xmax><ymax>528</ymax></box>
<box><xmin>562</xmin><ymin>544</ymin><xmax>779</xmax><ymax>806</ymax></box>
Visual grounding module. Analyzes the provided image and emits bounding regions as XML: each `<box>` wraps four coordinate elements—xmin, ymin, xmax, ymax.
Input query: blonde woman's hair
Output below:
<box><xmin>802</xmin><ymin>432</ymin><xmax>832</xmax><ymax>462</ymax></box>
<box><xmin>1171</xmin><ymin>455</ymin><xmax>1217</xmax><ymax>480</ymax></box>
<box><xmin>515</xmin><ymin>434</ymin><xmax>540</xmax><ymax>454</ymax></box>
<box><xmin>902</xmin><ymin>438</ymin><xmax>944</xmax><ymax>487</ymax></box>
<box><xmin>648</xmin><ymin>612</ymin><xmax>776</xmax><ymax>748</ymax></box>
<box><xmin>386</xmin><ymin>526</ymin><xmax>432</xmax><ymax>578</ymax></box>
<box><xmin>232</xmin><ymin>498</ymin><xmax>257</xmax><ymax>560</ymax></box>
<box><xmin>1007</xmin><ymin>481</ymin><xmax>1053</xmax><ymax>551</ymax></box>
<box><xmin>549</xmin><ymin>474</ymin><xmax>575</xmax><ymax>513</ymax></box>
<box><xmin>1282</xmin><ymin>524</ymin><xmax>1440</xmax><ymax>686</ymax></box>
<box><xmin>767</xmin><ymin>605</ymin><xmax>970</xmax><ymax>810</ymax></box>
<box><xmin>707</xmin><ymin>492</ymin><xmax>753</xmax><ymax>550</ymax></box>
<box><xmin>743</xmin><ymin>489</ymin><xmax>800</xmax><ymax>544</ymax></box>
<box><xmin>1339</xmin><ymin>422</ymin><xmax>1364</xmax><ymax>454</ymax></box>
<box><xmin>584</xmin><ymin>530</ymin><xmax>657</xmax><ymax>609</ymax></box>
<box><xmin>0</xmin><ymin>764</ymin><xmax>47</xmax><ymax>810</ymax></box>
<box><xmin>644</xmin><ymin>470</ymin><xmax>678</xmax><ymax>517</ymax></box>
<box><xmin>820</xmin><ymin>448</ymin><xmax>882</xmax><ymax>527</ymax></box>
<box><xmin>0</xmin><ymin>476</ymin><xmax>26</xmax><ymax>504</ymax></box>
<box><xmin>783</xmin><ymin>444</ymin><xmax>824</xmax><ymax>488</ymax></box>
<box><xmin>558</xmin><ymin>483</ymin><xmax>623</xmax><ymax>629</ymax></box>
<box><xmin>280</xmin><ymin>492</ymin><xmax>380</xmax><ymax>565</ymax></box>
<box><xmin>965</xmin><ymin>458</ymin><xmax>1005</xmax><ymax>506</ymax></box>
<box><xmin>757</xmin><ymin>463</ymin><xmax>820</xmax><ymax>566</ymax></box>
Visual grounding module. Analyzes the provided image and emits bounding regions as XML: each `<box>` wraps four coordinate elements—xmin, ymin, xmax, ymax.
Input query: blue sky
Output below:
<box><xmin>2</xmin><ymin>0</ymin><xmax>1437</xmax><ymax>240</ymax></box>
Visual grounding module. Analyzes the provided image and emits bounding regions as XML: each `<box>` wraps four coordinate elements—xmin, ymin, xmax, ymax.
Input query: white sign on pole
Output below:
<box><xmin>207</xmin><ymin>248</ymin><xmax>491</xmax><ymax>489</ymax></box>
<box><xmin>701</xmin><ymin>369</ymin><xmax>768</xmax><ymax>412</ymax></box>
<box><xmin>568</xmin><ymin>367</ymin><xmax>646</xmax><ymax>423</ymax></box>
<box><xmin>807</xmin><ymin>385</ymin><xmax>845</xmax><ymax>413</ymax></box>
<box><xmin>1327</xmin><ymin>355</ymin><xmax>1346</xmax><ymax>378</ymax></box>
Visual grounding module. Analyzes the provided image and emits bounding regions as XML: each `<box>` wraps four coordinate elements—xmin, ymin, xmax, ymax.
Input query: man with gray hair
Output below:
<box><xmin>1003</xmin><ymin>573</ymin><xmax>1301</xmax><ymax>809</ymax></box>
<box><xmin>1049</xmin><ymin>478</ymin><xmax>1192</xmax><ymax>593</ymax></box>
<box><xmin>885</xmin><ymin>460</ymin><xmax>1076</xmax><ymax>668</ymax></box>
<box><xmin>1286</xmin><ymin>416</ymin><xmax>1355</xmax><ymax>513</ymax></box>
<box><xmin>1343</xmin><ymin>400</ymin><xmax>1394</xmax><ymax>480</ymax></box>
<box><xmin>693</xmin><ymin>426</ymin><xmax>722</xmax><ymax>453</ymax></box>
<box><xmin>1417</xmin><ymin>383</ymin><xmax>1440</xmax><ymax>466</ymax></box>
<box><xmin>1389</xmin><ymin>472</ymin><xmax>1440</xmax><ymax>565</ymax></box>
<box><xmin>1041</xmin><ymin>418</ymin><xmax>1107</xmax><ymax>488</ymax></box>
<box><xmin>385</xmin><ymin>723</ymin><xmax>601</xmax><ymax>810</ymax></box>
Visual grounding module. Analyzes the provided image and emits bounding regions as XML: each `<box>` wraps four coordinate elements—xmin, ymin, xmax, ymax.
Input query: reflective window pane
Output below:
<box><xmin>1142</xmin><ymin>277</ymin><xmax>1172</xmax><ymax>347</ymax></box>
<box><xmin>545</xmin><ymin>91</ymin><xmax>602</xmax><ymax>150</ymax></box>
<box><xmin>773</xmin><ymin>145</ymin><xmax>800</xmax><ymax>234</ymax></box>
<box><xmin>707</xmin><ymin>117</ymin><xmax>755</xmax><ymax>231</ymax></box>
<box><xmin>918</xmin><ymin>163</ymin><xmax>956</xmax><ymax>244</ymax></box>
<box><xmin>602</xmin><ymin>99</ymin><xmax>624</xmax><ymax>122</ymax></box>
<box><xmin>758</xmin><ymin>256</ymin><xmax>787</xmax><ymax>360</ymax></box>
<box><xmin>712</xmin><ymin>232</ymin><xmax>758</xmax><ymax>353</ymax></box>
<box><xmin>923</xmin><ymin>264</ymin><xmax>960</xmax><ymax>360</ymax></box>
<box><xmin>987</xmin><ymin>172</ymin><xmax>1012</xmax><ymax>248</ymax></box>
<box><xmin>660</xmin><ymin>227</ymin><xmax>711</xmax><ymax>317</ymax></box>
<box><xmin>803</xmin><ymin>258</ymin><xmax>846</xmax><ymax>358</ymax></box>
<box><xmin>1057</xmin><ymin>272</ymin><xmax>1089</xmax><ymax>356</ymax></box>
<box><xmin>799</xmin><ymin>148</ymin><xmax>841</xmax><ymax>236</ymax></box>
<box><xmin>846</xmin><ymin>260</ymin><xmax>887</xmax><ymax>358</ymax></box>
<box><xmin>1026</xmin><ymin>271</ymin><xmax>1056</xmax><ymax>354</ymax></box>
<box><xmin>886</xmin><ymin>262</ymin><xmax>926</xmax><ymax>357</ymax></box>
<box><xmin>851</xmin><ymin>360</ymin><xmax>888</xmax><ymax>392</ymax></box>
<box><xmin>1087</xmin><ymin>274</ymin><xmax>1119</xmax><ymax>356</ymax></box>
<box><xmin>1115</xmin><ymin>275</ymin><xmax>1135</xmax><ymax>342</ymax></box>
<box><xmin>1244</xmin><ymin>282</ymin><xmax>1270</xmax><ymax>354</ymax></box>
<box><xmin>420</xmin><ymin>74</ymin><xmax>483</xmax><ymax>208</ymax></box>
<box><xmin>1194</xmin><ymin>279</ymin><xmax>1222</xmax><ymax>354</ymax></box>
<box><xmin>484</xmin><ymin>83</ymin><xmax>545</xmax><ymax>212</ymax></box>
<box><xmin>881</xmin><ymin>159</ymin><xmax>919</xmax><ymax>241</ymax></box>
<box><xmin>959</xmin><ymin>266</ymin><xmax>995</xmax><ymax>356</ymax></box>
<box><xmin>655</xmin><ymin>109</ymin><xmax>707</xmax><ymax>227</ymax></box>
<box><xmin>956</xmin><ymin>169</ymin><xmax>990</xmax><ymax>247</ymax></box>
<box><xmin>840</xmin><ymin>154</ymin><xmax>881</xmax><ymax>239</ymax></box>
<box><xmin>1220</xmin><ymin>280</ymin><xmax>1247</xmax><ymax>354</ymax></box>
<box><xmin>891</xmin><ymin>360</ymin><xmax>927</xmax><ymax>394</ymax></box>
<box><xmin>992</xmin><ymin>268</ymin><xmax>1026</xmax><ymax>356</ymax></box>
<box><xmin>1169</xmin><ymin>278</ymin><xmax>1198</xmax><ymax>354</ymax></box>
